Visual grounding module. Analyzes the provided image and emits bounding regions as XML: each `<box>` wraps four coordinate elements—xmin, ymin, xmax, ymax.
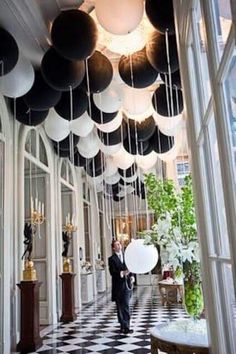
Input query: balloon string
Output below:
<box><xmin>165</xmin><ymin>30</ymin><xmax>174</xmax><ymax>117</ymax></box>
<box><xmin>69</xmin><ymin>85</ymin><xmax>74</xmax><ymax>166</ymax></box>
<box><xmin>85</xmin><ymin>59</ymin><xmax>92</xmax><ymax>119</ymax></box>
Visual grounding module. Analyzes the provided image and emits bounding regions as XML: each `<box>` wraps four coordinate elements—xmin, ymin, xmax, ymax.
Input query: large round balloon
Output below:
<box><xmin>69</xmin><ymin>111</ymin><xmax>94</xmax><ymax>137</ymax></box>
<box><xmin>44</xmin><ymin>109</ymin><xmax>70</xmax><ymax>142</ymax></box>
<box><xmin>160</xmin><ymin>70</ymin><xmax>182</xmax><ymax>89</ymax></box>
<box><xmin>0</xmin><ymin>28</ymin><xmax>19</xmax><ymax>76</ymax></box>
<box><xmin>41</xmin><ymin>47</ymin><xmax>85</xmax><ymax>91</ymax></box>
<box><xmin>99</xmin><ymin>141</ymin><xmax>122</xmax><ymax>155</ymax></box>
<box><xmin>136</xmin><ymin>151</ymin><xmax>157</xmax><ymax>171</ymax></box>
<box><xmin>52</xmin><ymin>133</ymin><xmax>80</xmax><ymax>151</ymax></box>
<box><xmin>82</xmin><ymin>51</ymin><xmax>113</xmax><ymax>93</ymax></box>
<box><xmin>0</xmin><ymin>55</ymin><xmax>34</xmax><ymax>98</ymax></box>
<box><xmin>23</xmin><ymin>70</ymin><xmax>61</xmax><ymax>111</ymax></box>
<box><xmin>93</xmin><ymin>82</ymin><xmax>123</xmax><ymax>113</ymax></box>
<box><xmin>55</xmin><ymin>87</ymin><xmax>88</xmax><ymax>120</ymax></box>
<box><xmin>10</xmin><ymin>98</ymin><xmax>48</xmax><ymax>126</ymax></box>
<box><xmin>112</xmin><ymin>146</ymin><xmax>135</xmax><ymax>169</ymax></box>
<box><xmin>88</xmin><ymin>95</ymin><xmax>118</xmax><ymax>124</ymax></box>
<box><xmin>123</xmin><ymin>87</ymin><xmax>152</xmax><ymax>116</ymax></box>
<box><xmin>145</xmin><ymin>0</ymin><xmax>175</xmax><ymax>35</ymax></box>
<box><xmin>123</xmin><ymin>137</ymin><xmax>149</xmax><ymax>155</ymax></box>
<box><xmin>95</xmin><ymin>0</ymin><xmax>144</xmax><ymax>35</ymax></box>
<box><xmin>152</xmin><ymin>84</ymin><xmax>183</xmax><ymax>116</ymax></box>
<box><xmin>54</xmin><ymin>145</ymin><xmax>77</xmax><ymax>158</ymax></box>
<box><xmin>125</xmin><ymin>239</ymin><xmax>158</xmax><ymax>274</ymax></box>
<box><xmin>146</xmin><ymin>32</ymin><xmax>179</xmax><ymax>73</ymax></box>
<box><xmin>77</xmin><ymin>129</ymin><xmax>100</xmax><ymax>158</ymax></box>
<box><xmin>98</xmin><ymin>121</ymin><xmax>127</xmax><ymax>145</ymax></box>
<box><xmin>127</xmin><ymin>116</ymin><xmax>156</xmax><ymax>142</ymax></box>
<box><xmin>118</xmin><ymin>163</ymin><xmax>137</xmax><ymax>178</ymax></box>
<box><xmin>96</xmin><ymin>111</ymin><xmax>122</xmax><ymax>133</ymax></box>
<box><xmin>118</xmin><ymin>48</ymin><xmax>158</xmax><ymax>89</ymax></box>
<box><xmin>150</xmin><ymin>127</ymin><xmax>174</xmax><ymax>153</ymax></box>
<box><xmin>74</xmin><ymin>151</ymin><xmax>90</xmax><ymax>167</ymax></box>
<box><xmin>51</xmin><ymin>10</ymin><xmax>98</xmax><ymax>61</ymax></box>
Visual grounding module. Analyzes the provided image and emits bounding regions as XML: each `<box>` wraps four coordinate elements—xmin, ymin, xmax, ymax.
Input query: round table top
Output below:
<box><xmin>150</xmin><ymin>319</ymin><xmax>209</xmax><ymax>348</ymax></box>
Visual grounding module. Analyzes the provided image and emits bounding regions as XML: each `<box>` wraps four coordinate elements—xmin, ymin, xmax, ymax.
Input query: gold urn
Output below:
<box><xmin>63</xmin><ymin>258</ymin><xmax>72</xmax><ymax>273</ymax></box>
<box><xmin>23</xmin><ymin>260</ymin><xmax>37</xmax><ymax>281</ymax></box>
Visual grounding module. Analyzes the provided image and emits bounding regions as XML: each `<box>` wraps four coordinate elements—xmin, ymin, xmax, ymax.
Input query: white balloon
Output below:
<box><xmin>70</xmin><ymin>111</ymin><xmax>94</xmax><ymax>137</ymax></box>
<box><xmin>125</xmin><ymin>239</ymin><xmax>158</xmax><ymax>274</ymax></box>
<box><xmin>93</xmin><ymin>83</ymin><xmax>123</xmax><ymax>113</ymax></box>
<box><xmin>96</xmin><ymin>111</ymin><xmax>122</xmax><ymax>133</ymax></box>
<box><xmin>136</xmin><ymin>151</ymin><xmax>157</xmax><ymax>171</ymax></box>
<box><xmin>104</xmin><ymin>157</ymin><xmax>118</xmax><ymax>177</ymax></box>
<box><xmin>104</xmin><ymin>171</ymin><xmax>120</xmax><ymax>185</ymax></box>
<box><xmin>87</xmin><ymin>174</ymin><xmax>104</xmax><ymax>186</ymax></box>
<box><xmin>44</xmin><ymin>109</ymin><xmax>70</xmax><ymax>142</ymax></box>
<box><xmin>112</xmin><ymin>147</ymin><xmax>135</xmax><ymax>169</ymax></box>
<box><xmin>157</xmin><ymin>143</ymin><xmax>178</xmax><ymax>162</ymax></box>
<box><xmin>123</xmin><ymin>87</ymin><xmax>152</xmax><ymax>116</ymax></box>
<box><xmin>121</xmin><ymin>172</ymin><xmax>137</xmax><ymax>183</ymax></box>
<box><xmin>117</xmin><ymin>185</ymin><xmax>134</xmax><ymax>197</ymax></box>
<box><xmin>77</xmin><ymin>130</ymin><xmax>100</xmax><ymax>158</ymax></box>
<box><xmin>153</xmin><ymin>111</ymin><xmax>183</xmax><ymax>136</ymax></box>
<box><xmin>95</xmin><ymin>0</ymin><xmax>144</xmax><ymax>35</ymax></box>
<box><xmin>0</xmin><ymin>55</ymin><xmax>34</xmax><ymax>98</ymax></box>
<box><xmin>99</xmin><ymin>141</ymin><xmax>122</xmax><ymax>155</ymax></box>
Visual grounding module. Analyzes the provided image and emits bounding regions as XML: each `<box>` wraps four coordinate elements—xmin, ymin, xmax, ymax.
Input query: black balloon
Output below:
<box><xmin>51</xmin><ymin>10</ymin><xmax>98</xmax><ymax>61</ymax></box>
<box><xmin>54</xmin><ymin>145</ymin><xmax>77</xmax><ymax>158</ymax></box>
<box><xmin>52</xmin><ymin>134</ymin><xmax>80</xmax><ymax>151</ymax></box>
<box><xmin>127</xmin><ymin>116</ymin><xmax>156</xmax><ymax>141</ymax></box>
<box><xmin>84</xmin><ymin>151</ymin><xmax>105</xmax><ymax>177</ymax></box>
<box><xmin>118</xmin><ymin>163</ymin><xmax>137</xmax><ymax>178</ymax></box>
<box><xmin>74</xmin><ymin>151</ymin><xmax>90</xmax><ymax>167</ymax></box>
<box><xmin>113</xmin><ymin>195</ymin><xmax>124</xmax><ymax>202</ymax></box>
<box><xmin>146</xmin><ymin>31</ymin><xmax>179</xmax><ymax>73</ymax></box>
<box><xmin>88</xmin><ymin>95</ymin><xmax>118</xmax><ymax>124</ymax></box>
<box><xmin>123</xmin><ymin>137</ymin><xmax>149</xmax><ymax>155</ymax></box>
<box><xmin>152</xmin><ymin>84</ymin><xmax>183</xmax><ymax>116</ymax></box>
<box><xmin>10</xmin><ymin>97</ymin><xmax>48</xmax><ymax>126</ymax></box>
<box><xmin>118</xmin><ymin>48</ymin><xmax>158</xmax><ymax>88</ymax></box>
<box><xmin>150</xmin><ymin>127</ymin><xmax>174</xmax><ymax>153</ymax></box>
<box><xmin>82</xmin><ymin>51</ymin><xmax>113</xmax><ymax>93</ymax></box>
<box><xmin>41</xmin><ymin>47</ymin><xmax>85</xmax><ymax>91</ymax></box>
<box><xmin>160</xmin><ymin>69</ymin><xmax>182</xmax><ymax>89</ymax></box>
<box><xmin>23</xmin><ymin>70</ymin><xmax>61</xmax><ymax>111</ymax></box>
<box><xmin>98</xmin><ymin>121</ymin><xmax>127</xmax><ymax>146</ymax></box>
<box><xmin>145</xmin><ymin>0</ymin><xmax>175</xmax><ymax>35</ymax></box>
<box><xmin>0</xmin><ymin>28</ymin><xmax>19</xmax><ymax>76</ymax></box>
<box><xmin>55</xmin><ymin>87</ymin><xmax>88</xmax><ymax>120</ymax></box>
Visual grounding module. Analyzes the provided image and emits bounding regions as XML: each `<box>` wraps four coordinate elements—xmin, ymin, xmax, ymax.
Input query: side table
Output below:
<box><xmin>158</xmin><ymin>280</ymin><xmax>184</xmax><ymax>306</ymax></box>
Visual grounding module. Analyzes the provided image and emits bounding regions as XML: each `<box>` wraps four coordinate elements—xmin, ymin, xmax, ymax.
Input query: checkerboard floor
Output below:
<box><xmin>17</xmin><ymin>285</ymin><xmax>188</xmax><ymax>353</ymax></box>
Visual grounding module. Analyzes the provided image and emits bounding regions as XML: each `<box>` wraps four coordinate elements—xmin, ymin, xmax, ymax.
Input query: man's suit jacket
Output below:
<box><xmin>108</xmin><ymin>253</ymin><xmax>130</xmax><ymax>301</ymax></box>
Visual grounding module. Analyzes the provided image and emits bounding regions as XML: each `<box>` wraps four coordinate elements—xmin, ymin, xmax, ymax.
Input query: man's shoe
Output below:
<box><xmin>123</xmin><ymin>328</ymin><xmax>134</xmax><ymax>334</ymax></box>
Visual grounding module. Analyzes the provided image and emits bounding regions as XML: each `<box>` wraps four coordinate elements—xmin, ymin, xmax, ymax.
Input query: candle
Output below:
<box><xmin>30</xmin><ymin>196</ymin><xmax>34</xmax><ymax>213</ymax></box>
<box><xmin>68</xmin><ymin>213</ymin><xmax>70</xmax><ymax>224</ymax></box>
<box><xmin>42</xmin><ymin>203</ymin><xmax>44</xmax><ymax>215</ymax></box>
<box><xmin>38</xmin><ymin>201</ymin><xmax>41</xmax><ymax>214</ymax></box>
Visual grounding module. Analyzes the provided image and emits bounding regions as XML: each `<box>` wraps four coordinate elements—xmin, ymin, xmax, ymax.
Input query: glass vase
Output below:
<box><xmin>184</xmin><ymin>279</ymin><xmax>204</xmax><ymax>319</ymax></box>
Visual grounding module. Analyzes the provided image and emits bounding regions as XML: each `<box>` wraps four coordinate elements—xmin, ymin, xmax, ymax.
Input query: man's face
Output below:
<box><xmin>113</xmin><ymin>241</ymin><xmax>122</xmax><ymax>253</ymax></box>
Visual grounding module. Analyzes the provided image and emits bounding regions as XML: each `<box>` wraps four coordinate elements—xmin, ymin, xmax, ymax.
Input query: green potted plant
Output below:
<box><xmin>143</xmin><ymin>173</ymin><xmax>204</xmax><ymax>318</ymax></box>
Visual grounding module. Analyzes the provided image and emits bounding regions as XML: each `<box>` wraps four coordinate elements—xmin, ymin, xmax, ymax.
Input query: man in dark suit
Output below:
<box><xmin>108</xmin><ymin>239</ymin><xmax>134</xmax><ymax>334</ymax></box>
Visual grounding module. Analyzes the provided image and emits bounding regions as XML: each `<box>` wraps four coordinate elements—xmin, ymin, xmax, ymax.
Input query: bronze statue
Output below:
<box><xmin>62</xmin><ymin>231</ymin><xmax>71</xmax><ymax>258</ymax></box>
<box><xmin>21</xmin><ymin>222</ymin><xmax>34</xmax><ymax>261</ymax></box>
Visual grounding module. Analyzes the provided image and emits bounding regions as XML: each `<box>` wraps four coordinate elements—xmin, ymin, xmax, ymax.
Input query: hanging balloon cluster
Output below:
<box><xmin>0</xmin><ymin>0</ymin><xmax>184</xmax><ymax>204</ymax></box>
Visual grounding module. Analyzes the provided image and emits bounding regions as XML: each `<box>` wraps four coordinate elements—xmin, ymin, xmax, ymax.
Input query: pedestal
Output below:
<box><xmin>60</xmin><ymin>273</ymin><xmax>76</xmax><ymax>322</ymax></box>
<box><xmin>17</xmin><ymin>281</ymin><xmax>42</xmax><ymax>353</ymax></box>
<box><xmin>96</xmin><ymin>269</ymin><xmax>106</xmax><ymax>293</ymax></box>
<box><xmin>81</xmin><ymin>273</ymin><xmax>94</xmax><ymax>304</ymax></box>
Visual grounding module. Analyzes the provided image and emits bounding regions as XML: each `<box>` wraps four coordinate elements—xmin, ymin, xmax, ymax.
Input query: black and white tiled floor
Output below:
<box><xmin>17</xmin><ymin>286</ymin><xmax>188</xmax><ymax>353</ymax></box>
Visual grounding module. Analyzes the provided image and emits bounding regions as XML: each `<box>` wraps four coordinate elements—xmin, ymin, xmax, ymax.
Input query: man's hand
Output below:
<box><xmin>120</xmin><ymin>270</ymin><xmax>130</xmax><ymax>278</ymax></box>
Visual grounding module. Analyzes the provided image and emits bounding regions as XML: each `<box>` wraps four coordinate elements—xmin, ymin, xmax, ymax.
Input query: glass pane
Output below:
<box><xmin>208</xmin><ymin>116</ymin><xmax>230</xmax><ymax>257</ymax></box>
<box><xmin>0</xmin><ymin>141</ymin><xmax>4</xmax><ymax>249</ymax></box>
<box><xmin>187</xmin><ymin>44</ymin><xmax>202</xmax><ymax>135</ymax></box>
<box><xmin>213</xmin><ymin>0</ymin><xmax>232</xmax><ymax>59</ymax></box>
<box><xmin>224</xmin><ymin>55</ymin><xmax>236</xmax><ymax>176</ymax></box>
<box><xmin>196</xmin><ymin>3</ymin><xmax>212</xmax><ymax>107</ymax></box>
<box><xmin>32</xmin><ymin>222</ymin><xmax>46</xmax><ymax>259</ymax></box>
<box><xmin>68</xmin><ymin>164</ymin><xmax>74</xmax><ymax>186</ymax></box>
<box><xmin>199</xmin><ymin>145</ymin><xmax>217</xmax><ymax>255</ymax></box>
<box><xmin>84</xmin><ymin>202</ymin><xmax>91</xmax><ymax>262</ymax></box>
<box><xmin>61</xmin><ymin>160</ymin><xmax>67</xmax><ymax>180</ymax></box>
<box><xmin>39</xmin><ymin>135</ymin><xmax>48</xmax><ymax>166</ymax></box>
<box><xmin>0</xmin><ymin>117</ymin><xmax>2</xmax><ymax>133</ymax></box>
<box><xmin>34</xmin><ymin>261</ymin><xmax>47</xmax><ymax>301</ymax></box>
<box><xmin>222</xmin><ymin>263</ymin><xmax>236</xmax><ymax>351</ymax></box>
<box><xmin>25</xmin><ymin>130</ymin><xmax>36</xmax><ymax>157</ymax></box>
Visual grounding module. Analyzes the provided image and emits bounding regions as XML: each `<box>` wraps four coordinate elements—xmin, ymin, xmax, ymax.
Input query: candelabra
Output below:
<box><xmin>30</xmin><ymin>197</ymin><xmax>45</xmax><ymax>225</ymax></box>
<box><xmin>62</xmin><ymin>213</ymin><xmax>77</xmax><ymax>273</ymax></box>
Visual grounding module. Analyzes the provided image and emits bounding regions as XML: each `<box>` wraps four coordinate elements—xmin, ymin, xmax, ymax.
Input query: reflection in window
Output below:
<box><xmin>208</xmin><ymin>116</ymin><xmax>230</xmax><ymax>257</ymax></box>
<box><xmin>225</xmin><ymin>55</ymin><xmax>236</xmax><ymax>173</ymax></box>
<box><xmin>61</xmin><ymin>160</ymin><xmax>67</xmax><ymax>181</ymax></box>
<box><xmin>213</xmin><ymin>0</ymin><xmax>232</xmax><ymax>59</ymax></box>
<box><xmin>25</xmin><ymin>130</ymin><xmax>37</xmax><ymax>156</ymax></box>
<box><xmin>196</xmin><ymin>2</ymin><xmax>212</xmax><ymax>106</ymax></box>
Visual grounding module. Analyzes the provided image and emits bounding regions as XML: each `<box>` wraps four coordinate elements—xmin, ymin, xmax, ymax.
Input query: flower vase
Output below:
<box><xmin>184</xmin><ymin>279</ymin><xmax>204</xmax><ymax>318</ymax></box>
